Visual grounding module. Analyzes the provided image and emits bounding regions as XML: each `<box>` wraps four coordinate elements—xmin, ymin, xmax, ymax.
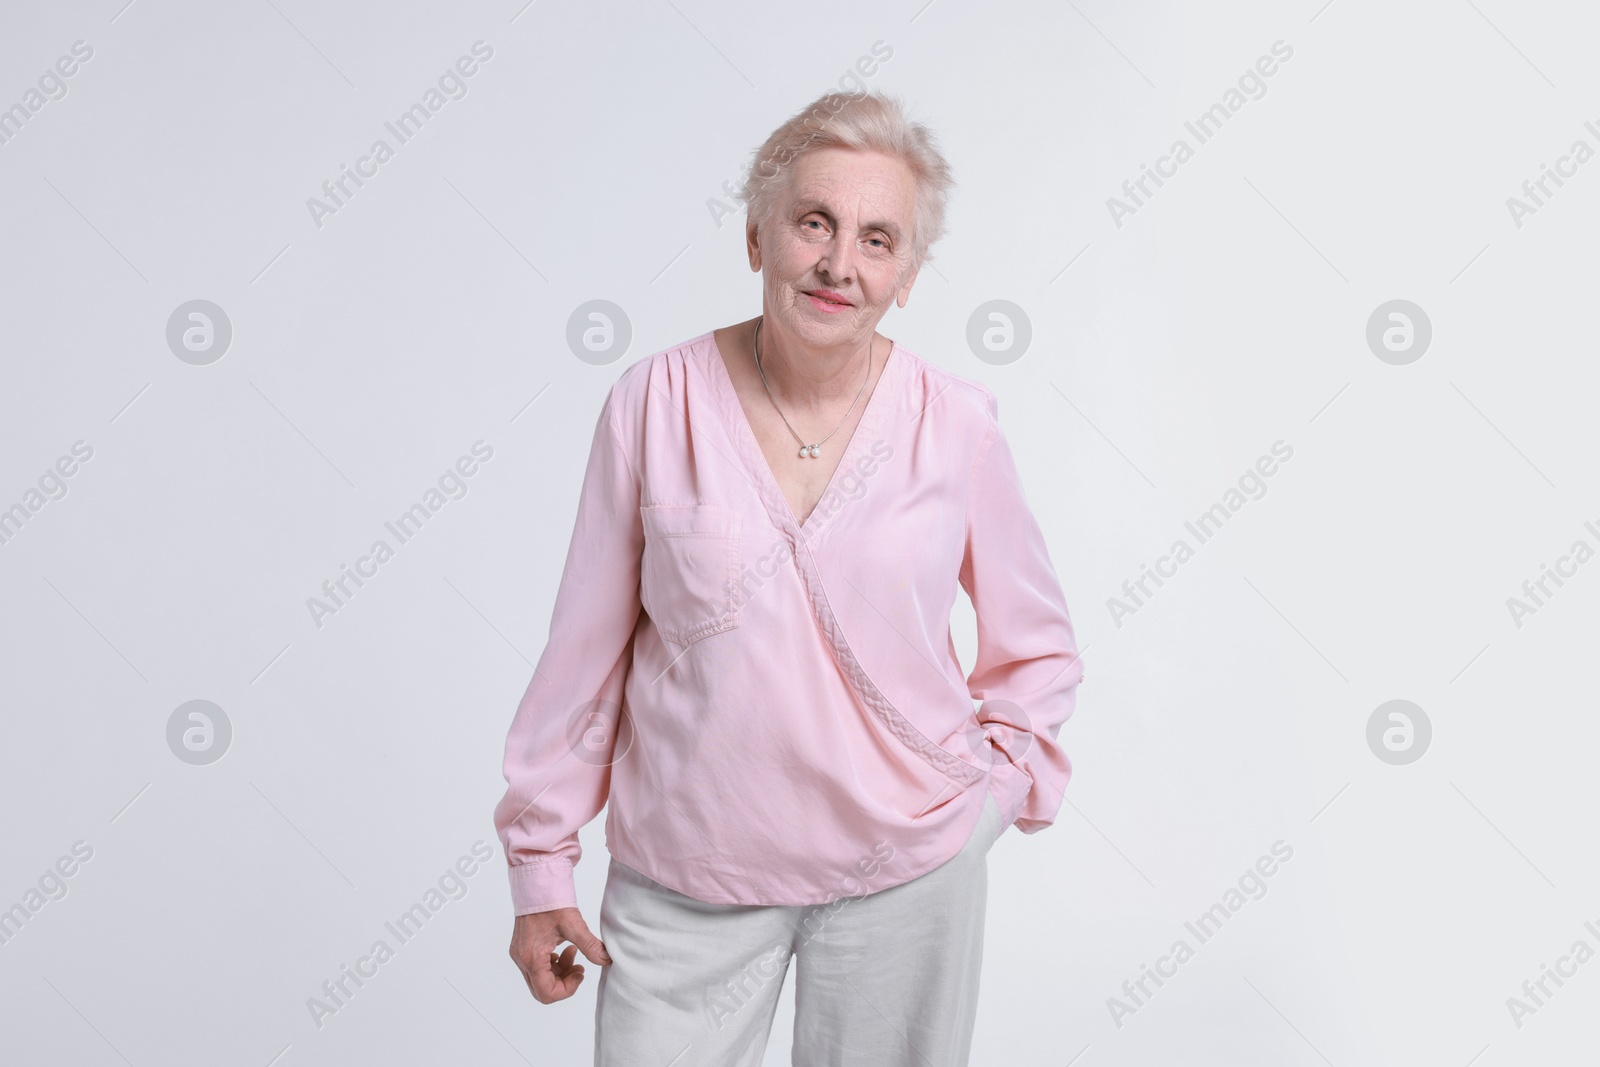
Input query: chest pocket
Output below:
<box><xmin>638</xmin><ymin>504</ymin><xmax>742</xmax><ymax>647</ymax></box>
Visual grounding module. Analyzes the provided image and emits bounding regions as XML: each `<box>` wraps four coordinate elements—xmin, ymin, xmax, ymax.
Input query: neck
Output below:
<box><xmin>754</xmin><ymin>316</ymin><xmax>875</xmax><ymax>410</ymax></box>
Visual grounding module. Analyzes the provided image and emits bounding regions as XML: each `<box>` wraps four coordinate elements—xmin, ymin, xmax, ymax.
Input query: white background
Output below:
<box><xmin>2</xmin><ymin>1</ymin><xmax>1596</xmax><ymax>1064</ymax></box>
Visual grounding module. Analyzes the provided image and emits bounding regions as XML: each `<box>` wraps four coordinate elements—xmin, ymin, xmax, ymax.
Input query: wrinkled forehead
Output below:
<box><xmin>782</xmin><ymin>148</ymin><xmax>917</xmax><ymax>229</ymax></box>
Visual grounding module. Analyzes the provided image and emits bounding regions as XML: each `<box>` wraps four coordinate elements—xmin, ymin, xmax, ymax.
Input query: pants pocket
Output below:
<box><xmin>978</xmin><ymin>789</ymin><xmax>1004</xmax><ymax>854</ymax></box>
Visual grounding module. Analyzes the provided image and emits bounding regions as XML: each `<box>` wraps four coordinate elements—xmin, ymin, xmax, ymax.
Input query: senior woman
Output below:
<box><xmin>494</xmin><ymin>90</ymin><xmax>1084</xmax><ymax>1066</ymax></box>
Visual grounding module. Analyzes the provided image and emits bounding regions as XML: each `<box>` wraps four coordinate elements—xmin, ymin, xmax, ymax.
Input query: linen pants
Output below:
<box><xmin>593</xmin><ymin>790</ymin><xmax>1004</xmax><ymax>1066</ymax></box>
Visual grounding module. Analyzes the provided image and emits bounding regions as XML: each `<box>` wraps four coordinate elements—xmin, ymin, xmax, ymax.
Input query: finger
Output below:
<box><xmin>550</xmin><ymin>943</ymin><xmax>578</xmax><ymax>973</ymax></box>
<box><xmin>559</xmin><ymin>914</ymin><xmax>614</xmax><ymax>966</ymax></box>
<box><xmin>556</xmin><ymin>944</ymin><xmax>584</xmax><ymax>978</ymax></box>
<box><xmin>524</xmin><ymin>942</ymin><xmax>568</xmax><ymax>1003</ymax></box>
<box><xmin>517</xmin><ymin>957</ymin><xmax>551</xmax><ymax>1004</ymax></box>
<box><xmin>551</xmin><ymin>944</ymin><xmax>586</xmax><ymax>995</ymax></box>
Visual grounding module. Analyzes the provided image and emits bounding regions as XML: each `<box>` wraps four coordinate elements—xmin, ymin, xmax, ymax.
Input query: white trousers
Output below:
<box><xmin>593</xmin><ymin>790</ymin><xmax>1004</xmax><ymax>1066</ymax></box>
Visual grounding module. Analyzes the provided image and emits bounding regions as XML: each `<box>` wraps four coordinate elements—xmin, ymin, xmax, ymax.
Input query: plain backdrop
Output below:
<box><xmin>2</xmin><ymin>1</ymin><xmax>1597</xmax><ymax>1064</ymax></box>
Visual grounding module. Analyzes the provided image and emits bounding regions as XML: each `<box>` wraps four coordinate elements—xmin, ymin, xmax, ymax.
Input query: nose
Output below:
<box><xmin>815</xmin><ymin>234</ymin><xmax>856</xmax><ymax>288</ymax></box>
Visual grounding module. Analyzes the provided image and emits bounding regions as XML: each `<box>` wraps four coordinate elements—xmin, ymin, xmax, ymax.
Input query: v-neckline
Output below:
<box><xmin>707</xmin><ymin>326</ymin><xmax>899</xmax><ymax>538</ymax></box>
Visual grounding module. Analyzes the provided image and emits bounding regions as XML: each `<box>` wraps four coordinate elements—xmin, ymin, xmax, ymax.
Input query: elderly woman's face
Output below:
<box><xmin>748</xmin><ymin>146</ymin><xmax>920</xmax><ymax>348</ymax></box>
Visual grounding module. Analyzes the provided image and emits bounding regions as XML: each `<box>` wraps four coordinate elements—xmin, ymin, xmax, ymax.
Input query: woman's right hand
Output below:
<box><xmin>509</xmin><ymin>906</ymin><xmax>613</xmax><ymax>1003</ymax></box>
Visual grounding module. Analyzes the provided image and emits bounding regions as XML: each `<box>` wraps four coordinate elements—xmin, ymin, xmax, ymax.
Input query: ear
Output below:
<box><xmin>895</xmin><ymin>264</ymin><xmax>920</xmax><ymax>308</ymax></box>
<box><xmin>746</xmin><ymin>218</ymin><xmax>762</xmax><ymax>272</ymax></box>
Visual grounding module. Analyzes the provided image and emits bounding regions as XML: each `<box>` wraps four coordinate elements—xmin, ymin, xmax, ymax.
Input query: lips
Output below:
<box><xmin>805</xmin><ymin>290</ymin><xmax>852</xmax><ymax>307</ymax></box>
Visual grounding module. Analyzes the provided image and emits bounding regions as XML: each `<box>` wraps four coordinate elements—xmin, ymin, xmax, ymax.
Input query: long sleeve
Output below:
<box><xmin>493</xmin><ymin>387</ymin><xmax>643</xmax><ymax>915</ymax></box>
<box><xmin>958</xmin><ymin>389</ymin><xmax>1084</xmax><ymax>833</ymax></box>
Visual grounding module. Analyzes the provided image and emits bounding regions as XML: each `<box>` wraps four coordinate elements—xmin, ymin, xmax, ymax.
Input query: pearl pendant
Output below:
<box><xmin>798</xmin><ymin>444</ymin><xmax>819</xmax><ymax>458</ymax></box>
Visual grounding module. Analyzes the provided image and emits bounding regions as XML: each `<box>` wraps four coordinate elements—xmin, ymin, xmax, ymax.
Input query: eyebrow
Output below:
<box><xmin>791</xmin><ymin>198</ymin><xmax>904</xmax><ymax>242</ymax></box>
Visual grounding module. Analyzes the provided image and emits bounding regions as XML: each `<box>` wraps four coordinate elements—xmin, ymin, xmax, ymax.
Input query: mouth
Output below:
<box><xmin>804</xmin><ymin>290</ymin><xmax>853</xmax><ymax>312</ymax></box>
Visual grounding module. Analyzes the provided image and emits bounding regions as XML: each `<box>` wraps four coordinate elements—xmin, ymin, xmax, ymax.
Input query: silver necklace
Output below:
<box><xmin>753</xmin><ymin>315</ymin><xmax>873</xmax><ymax>459</ymax></box>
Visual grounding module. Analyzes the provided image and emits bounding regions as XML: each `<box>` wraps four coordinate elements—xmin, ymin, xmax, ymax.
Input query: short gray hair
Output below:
<box><xmin>736</xmin><ymin>90</ymin><xmax>955</xmax><ymax>270</ymax></box>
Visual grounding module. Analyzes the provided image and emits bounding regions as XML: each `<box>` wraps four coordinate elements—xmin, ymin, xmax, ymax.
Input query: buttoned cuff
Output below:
<box><xmin>508</xmin><ymin>860</ymin><xmax>578</xmax><ymax>916</ymax></box>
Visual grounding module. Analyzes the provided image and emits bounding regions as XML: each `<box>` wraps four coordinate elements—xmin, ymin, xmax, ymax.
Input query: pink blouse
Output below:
<box><xmin>493</xmin><ymin>329</ymin><xmax>1084</xmax><ymax>914</ymax></box>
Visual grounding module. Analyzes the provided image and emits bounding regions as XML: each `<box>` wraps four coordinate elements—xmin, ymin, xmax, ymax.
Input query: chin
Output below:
<box><xmin>792</xmin><ymin>316</ymin><xmax>858</xmax><ymax>343</ymax></box>
<box><xmin>799</xmin><ymin>300</ymin><xmax>860</xmax><ymax>324</ymax></box>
